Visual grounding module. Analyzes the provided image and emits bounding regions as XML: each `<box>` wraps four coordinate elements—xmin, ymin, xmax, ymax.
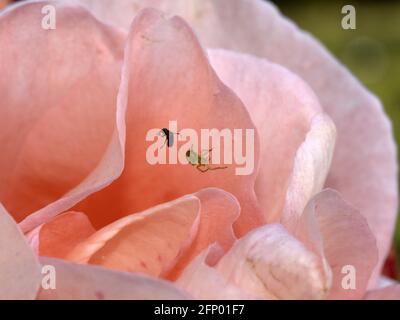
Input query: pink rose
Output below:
<box><xmin>0</xmin><ymin>0</ymin><xmax>398</xmax><ymax>300</ymax></box>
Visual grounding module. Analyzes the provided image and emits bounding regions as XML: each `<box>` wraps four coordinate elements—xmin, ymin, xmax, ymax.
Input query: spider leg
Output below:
<box><xmin>208</xmin><ymin>165</ymin><xmax>228</xmax><ymax>171</ymax></box>
<box><xmin>196</xmin><ymin>164</ymin><xmax>209</xmax><ymax>173</ymax></box>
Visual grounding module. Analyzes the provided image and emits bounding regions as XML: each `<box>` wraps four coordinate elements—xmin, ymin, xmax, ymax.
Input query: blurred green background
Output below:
<box><xmin>271</xmin><ymin>0</ymin><xmax>400</xmax><ymax>277</ymax></box>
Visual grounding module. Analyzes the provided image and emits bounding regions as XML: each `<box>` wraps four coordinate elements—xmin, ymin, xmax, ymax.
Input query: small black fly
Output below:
<box><xmin>159</xmin><ymin>128</ymin><xmax>179</xmax><ymax>148</ymax></box>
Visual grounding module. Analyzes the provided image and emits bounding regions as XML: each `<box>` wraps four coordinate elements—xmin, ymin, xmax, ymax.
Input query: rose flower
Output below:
<box><xmin>0</xmin><ymin>0</ymin><xmax>398</xmax><ymax>300</ymax></box>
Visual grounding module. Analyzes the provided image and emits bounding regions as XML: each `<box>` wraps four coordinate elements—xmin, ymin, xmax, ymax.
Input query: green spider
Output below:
<box><xmin>185</xmin><ymin>147</ymin><xmax>228</xmax><ymax>173</ymax></box>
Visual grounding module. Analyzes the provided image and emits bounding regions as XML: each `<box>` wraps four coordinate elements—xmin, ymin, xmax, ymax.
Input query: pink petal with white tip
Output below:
<box><xmin>0</xmin><ymin>204</ymin><xmax>41</xmax><ymax>299</ymax></box>
<box><xmin>37</xmin><ymin>257</ymin><xmax>190</xmax><ymax>300</ymax></box>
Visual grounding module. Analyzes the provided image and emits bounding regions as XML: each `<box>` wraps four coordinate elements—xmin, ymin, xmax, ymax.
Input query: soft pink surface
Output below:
<box><xmin>365</xmin><ymin>285</ymin><xmax>400</xmax><ymax>300</ymax></box>
<box><xmin>0</xmin><ymin>204</ymin><xmax>41</xmax><ymax>299</ymax></box>
<box><xmin>0</xmin><ymin>0</ymin><xmax>398</xmax><ymax>300</ymax></box>
<box><xmin>37</xmin><ymin>257</ymin><xmax>190</xmax><ymax>300</ymax></box>
<box><xmin>76</xmin><ymin>0</ymin><xmax>398</xmax><ymax>287</ymax></box>
<box><xmin>72</xmin><ymin>8</ymin><xmax>263</xmax><ymax>237</ymax></box>
<box><xmin>25</xmin><ymin>211</ymin><xmax>96</xmax><ymax>259</ymax></box>
<box><xmin>292</xmin><ymin>190</ymin><xmax>378</xmax><ymax>299</ymax></box>
<box><xmin>208</xmin><ymin>49</ymin><xmax>336</xmax><ymax>225</ymax></box>
<box><xmin>0</xmin><ymin>1</ymin><xmax>126</xmax><ymax>233</ymax></box>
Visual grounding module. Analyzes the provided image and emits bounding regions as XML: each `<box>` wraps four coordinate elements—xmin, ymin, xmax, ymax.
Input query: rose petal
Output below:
<box><xmin>197</xmin><ymin>0</ymin><xmax>398</xmax><ymax>285</ymax></box>
<box><xmin>37</xmin><ymin>257</ymin><xmax>190</xmax><ymax>300</ymax></box>
<box><xmin>73</xmin><ymin>8</ymin><xmax>263</xmax><ymax>237</ymax></box>
<box><xmin>189</xmin><ymin>0</ymin><xmax>398</xmax><ymax>286</ymax></box>
<box><xmin>215</xmin><ymin>224</ymin><xmax>331</xmax><ymax>299</ymax></box>
<box><xmin>67</xmin><ymin>188</ymin><xmax>240</xmax><ymax>279</ymax></box>
<box><xmin>282</xmin><ymin>115</ymin><xmax>336</xmax><ymax>223</ymax></box>
<box><xmin>0</xmin><ymin>203</ymin><xmax>41</xmax><ymax>299</ymax></box>
<box><xmin>167</xmin><ymin>188</ymin><xmax>240</xmax><ymax>279</ymax></box>
<box><xmin>66</xmin><ymin>195</ymin><xmax>200</xmax><ymax>277</ymax></box>
<box><xmin>0</xmin><ymin>1</ymin><xmax>126</xmax><ymax>232</ymax></box>
<box><xmin>364</xmin><ymin>285</ymin><xmax>400</xmax><ymax>300</ymax></box>
<box><xmin>25</xmin><ymin>211</ymin><xmax>95</xmax><ymax>259</ymax></box>
<box><xmin>176</xmin><ymin>245</ymin><xmax>255</xmax><ymax>299</ymax></box>
<box><xmin>378</xmin><ymin>276</ymin><xmax>398</xmax><ymax>288</ymax></box>
<box><xmin>292</xmin><ymin>190</ymin><xmax>378</xmax><ymax>299</ymax></box>
<box><xmin>79</xmin><ymin>0</ymin><xmax>398</xmax><ymax>288</ymax></box>
<box><xmin>208</xmin><ymin>49</ymin><xmax>336</xmax><ymax>224</ymax></box>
